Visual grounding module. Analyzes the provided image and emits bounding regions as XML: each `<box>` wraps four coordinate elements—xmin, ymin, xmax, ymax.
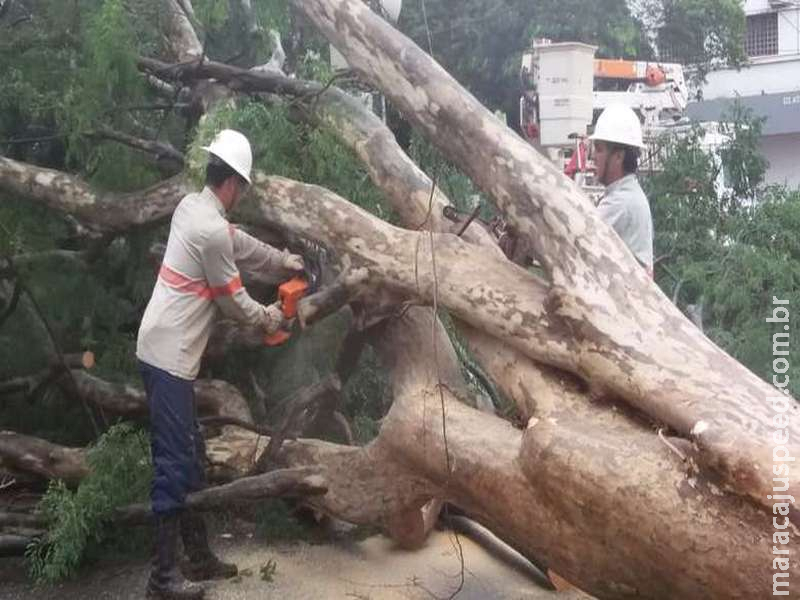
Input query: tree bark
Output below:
<box><xmin>291</xmin><ymin>0</ymin><xmax>799</xmax><ymax>512</ymax></box>
<box><xmin>0</xmin><ymin>431</ymin><xmax>88</xmax><ymax>486</ymax></box>
<box><xmin>163</xmin><ymin>0</ymin><xmax>203</xmax><ymax>63</ymax></box>
<box><xmin>114</xmin><ymin>467</ymin><xmax>326</xmax><ymax>525</ymax></box>
<box><xmin>239</xmin><ymin>176</ymin><xmax>574</xmax><ymax>370</ymax></box>
<box><xmin>88</xmin><ymin>126</ymin><xmax>185</xmax><ymax>167</ymax></box>
<box><xmin>0</xmin><ymin>156</ymin><xmax>188</xmax><ymax>234</ymax></box>
<box><xmin>203</xmin><ymin>308</ymin><xmax>786</xmax><ymax>599</ymax></box>
<box><xmin>69</xmin><ymin>371</ymin><xmax>254</xmax><ymax>423</ymax></box>
<box><xmin>135</xmin><ymin>56</ymin><xmax>497</xmax><ymax>250</ymax></box>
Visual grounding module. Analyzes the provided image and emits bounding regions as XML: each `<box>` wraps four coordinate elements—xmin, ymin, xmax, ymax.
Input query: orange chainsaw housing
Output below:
<box><xmin>264</xmin><ymin>276</ymin><xmax>309</xmax><ymax>346</ymax></box>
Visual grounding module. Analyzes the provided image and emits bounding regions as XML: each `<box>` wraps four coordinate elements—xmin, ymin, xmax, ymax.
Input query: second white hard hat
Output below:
<box><xmin>590</xmin><ymin>104</ymin><xmax>645</xmax><ymax>149</ymax></box>
<box><xmin>202</xmin><ymin>129</ymin><xmax>253</xmax><ymax>184</ymax></box>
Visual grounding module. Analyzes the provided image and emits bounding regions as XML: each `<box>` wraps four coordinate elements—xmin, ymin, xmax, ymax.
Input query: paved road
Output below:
<box><xmin>0</xmin><ymin>529</ymin><xmax>593</xmax><ymax>600</ymax></box>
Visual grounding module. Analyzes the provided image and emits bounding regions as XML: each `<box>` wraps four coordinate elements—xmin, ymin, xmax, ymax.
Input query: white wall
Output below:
<box><xmin>761</xmin><ymin>133</ymin><xmax>800</xmax><ymax>188</ymax></box>
<box><xmin>744</xmin><ymin>0</ymin><xmax>774</xmax><ymax>14</ymax></box>
<box><xmin>701</xmin><ymin>57</ymin><xmax>800</xmax><ymax>98</ymax></box>
<box><xmin>778</xmin><ymin>8</ymin><xmax>800</xmax><ymax>55</ymax></box>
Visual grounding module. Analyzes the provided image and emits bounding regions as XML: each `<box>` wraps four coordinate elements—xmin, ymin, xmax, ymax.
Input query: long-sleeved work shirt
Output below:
<box><xmin>137</xmin><ymin>186</ymin><xmax>288</xmax><ymax>380</ymax></box>
<box><xmin>596</xmin><ymin>173</ymin><xmax>654</xmax><ymax>275</ymax></box>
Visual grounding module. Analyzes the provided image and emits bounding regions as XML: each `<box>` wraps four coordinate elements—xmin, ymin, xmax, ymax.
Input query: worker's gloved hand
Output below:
<box><xmin>263</xmin><ymin>301</ymin><xmax>288</xmax><ymax>334</ymax></box>
<box><xmin>283</xmin><ymin>253</ymin><xmax>305</xmax><ymax>273</ymax></box>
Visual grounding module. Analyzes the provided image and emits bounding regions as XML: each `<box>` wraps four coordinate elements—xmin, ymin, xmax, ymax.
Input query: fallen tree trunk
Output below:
<box><xmin>0</xmin><ymin>431</ymin><xmax>88</xmax><ymax>486</ymax></box>
<box><xmin>265</xmin><ymin>69</ymin><xmax>769</xmax><ymax>597</ymax></box>
<box><xmin>205</xmin><ymin>308</ymin><xmax>786</xmax><ymax>599</ymax></box>
<box><xmin>70</xmin><ymin>372</ymin><xmax>254</xmax><ymax>423</ymax></box>
<box><xmin>292</xmin><ymin>0</ymin><xmax>799</xmax><ymax>513</ymax></box>
<box><xmin>2</xmin><ymin>8</ymin><xmax>796</xmax><ymax>590</ymax></box>
<box><xmin>0</xmin><ymin>157</ymin><xmax>188</xmax><ymax>235</ymax></box>
<box><xmin>239</xmin><ymin>176</ymin><xmax>575</xmax><ymax>369</ymax></box>
<box><xmin>4</xmin><ymin>152</ymin><xmax>791</xmax><ymax>575</ymax></box>
<box><xmin>2</xmin><ymin>315</ymin><xmax>789</xmax><ymax>598</ymax></box>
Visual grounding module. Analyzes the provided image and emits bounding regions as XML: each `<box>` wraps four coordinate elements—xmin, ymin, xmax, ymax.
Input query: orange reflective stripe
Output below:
<box><xmin>159</xmin><ymin>264</ymin><xmax>211</xmax><ymax>298</ymax></box>
<box><xmin>159</xmin><ymin>265</ymin><xmax>241</xmax><ymax>300</ymax></box>
<box><xmin>208</xmin><ymin>275</ymin><xmax>242</xmax><ymax>298</ymax></box>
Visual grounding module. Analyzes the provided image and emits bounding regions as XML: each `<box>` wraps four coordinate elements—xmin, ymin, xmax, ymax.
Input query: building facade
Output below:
<box><xmin>687</xmin><ymin>0</ymin><xmax>800</xmax><ymax>188</ymax></box>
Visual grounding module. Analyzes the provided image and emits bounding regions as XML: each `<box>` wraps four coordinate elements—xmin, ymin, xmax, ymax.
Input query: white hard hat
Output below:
<box><xmin>202</xmin><ymin>129</ymin><xmax>253</xmax><ymax>184</ymax></box>
<box><xmin>590</xmin><ymin>104</ymin><xmax>645</xmax><ymax>149</ymax></box>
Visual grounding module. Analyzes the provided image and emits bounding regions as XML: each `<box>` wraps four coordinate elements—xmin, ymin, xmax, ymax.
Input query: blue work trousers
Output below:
<box><xmin>139</xmin><ymin>360</ymin><xmax>207</xmax><ymax>515</ymax></box>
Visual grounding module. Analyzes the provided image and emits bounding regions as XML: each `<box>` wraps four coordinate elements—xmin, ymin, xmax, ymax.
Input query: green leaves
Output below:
<box><xmin>644</xmin><ymin>111</ymin><xmax>799</xmax><ymax>397</ymax></box>
<box><xmin>655</xmin><ymin>0</ymin><xmax>746</xmax><ymax>80</ymax></box>
<box><xmin>26</xmin><ymin>423</ymin><xmax>152</xmax><ymax>583</ymax></box>
<box><xmin>400</xmin><ymin>0</ymin><xmax>651</xmax><ymax>117</ymax></box>
<box><xmin>59</xmin><ymin>0</ymin><xmax>149</xmax><ymax>171</ymax></box>
<box><xmin>189</xmin><ymin>99</ymin><xmax>390</xmax><ymax>217</ymax></box>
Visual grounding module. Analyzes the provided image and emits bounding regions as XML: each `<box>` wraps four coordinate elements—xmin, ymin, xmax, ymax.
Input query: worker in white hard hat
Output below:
<box><xmin>136</xmin><ymin>129</ymin><xmax>304</xmax><ymax>599</ymax></box>
<box><xmin>590</xmin><ymin>104</ymin><xmax>654</xmax><ymax>276</ymax></box>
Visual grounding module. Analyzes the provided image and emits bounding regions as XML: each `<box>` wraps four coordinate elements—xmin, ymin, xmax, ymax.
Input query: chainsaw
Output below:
<box><xmin>263</xmin><ymin>243</ymin><xmax>323</xmax><ymax>347</ymax></box>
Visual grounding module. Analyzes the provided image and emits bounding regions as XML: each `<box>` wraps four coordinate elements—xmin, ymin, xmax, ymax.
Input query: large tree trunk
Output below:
<box><xmin>291</xmin><ymin>0</ymin><xmax>798</xmax><ymax>514</ymax></box>
<box><xmin>2</xmin><ymin>3</ymin><xmax>797</xmax><ymax>595</ymax></box>
<box><xmin>201</xmin><ymin>308</ymin><xmax>782</xmax><ymax>599</ymax></box>
<box><xmin>2</xmin><ymin>153</ymin><xmax>793</xmax><ymax>597</ymax></box>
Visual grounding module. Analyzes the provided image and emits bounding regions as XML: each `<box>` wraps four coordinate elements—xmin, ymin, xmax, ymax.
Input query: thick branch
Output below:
<box><xmin>0</xmin><ymin>431</ymin><xmax>88</xmax><ymax>486</ymax></box>
<box><xmin>0</xmin><ymin>156</ymin><xmax>188</xmax><ymax>234</ymax></box>
<box><xmin>134</xmin><ymin>56</ymin><xmax>495</xmax><ymax>249</ymax></box>
<box><xmin>115</xmin><ymin>467</ymin><xmax>326</xmax><ymax>525</ymax></box>
<box><xmin>163</xmin><ymin>0</ymin><xmax>203</xmax><ymax>62</ymax></box>
<box><xmin>291</xmin><ymin>0</ymin><xmax>799</xmax><ymax>510</ymax></box>
<box><xmin>70</xmin><ymin>371</ymin><xmax>253</xmax><ymax>423</ymax></box>
<box><xmin>240</xmin><ymin>176</ymin><xmax>575</xmax><ymax>371</ymax></box>
<box><xmin>89</xmin><ymin>126</ymin><xmax>185</xmax><ymax>166</ymax></box>
<box><xmin>296</xmin><ymin>266</ymin><xmax>369</xmax><ymax>328</ymax></box>
<box><xmin>254</xmin><ymin>375</ymin><xmax>342</xmax><ymax>473</ymax></box>
<box><xmin>205</xmin><ymin>308</ymin><xmax>788</xmax><ymax>599</ymax></box>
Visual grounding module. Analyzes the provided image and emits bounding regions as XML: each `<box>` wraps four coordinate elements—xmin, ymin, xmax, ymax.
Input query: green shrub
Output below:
<box><xmin>26</xmin><ymin>423</ymin><xmax>152</xmax><ymax>583</ymax></box>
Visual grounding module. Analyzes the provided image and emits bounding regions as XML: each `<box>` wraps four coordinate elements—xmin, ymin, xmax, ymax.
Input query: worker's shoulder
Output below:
<box><xmin>204</xmin><ymin>220</ymin><xmax>234</xmax><ymax>250</ymax></box>
<box><xmin>610</xmin><ymin>175</ymin><xmax>648</xmax><ymax>203</ymax></box>
<box><xmin>173</xmin><ymin>193</ymin><xmax>229</xmax><ymax>237</ymax></box>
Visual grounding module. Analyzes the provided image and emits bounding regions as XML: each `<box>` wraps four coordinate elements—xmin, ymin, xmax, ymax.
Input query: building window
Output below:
<box><xmin>745</xmin><ymin>12</ymin><xmax>779</xmax><ymax>57</ymax></box>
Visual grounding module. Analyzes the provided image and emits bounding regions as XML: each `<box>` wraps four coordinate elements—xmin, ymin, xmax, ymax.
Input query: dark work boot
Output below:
<box><xmin>179</xmin><ymin>511</ymin><xmax>238</xmax><ymax>582</ymax></box>
<box><xmin>146</xmin><ymin>512</ymin><xmax>205</xmax><ymax>600</ymax></box>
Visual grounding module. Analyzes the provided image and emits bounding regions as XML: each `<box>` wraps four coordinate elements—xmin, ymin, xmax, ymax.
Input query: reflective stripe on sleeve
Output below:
<box><xmin>159</xmin><ymin>264</ymin><xmax>242</xmax><ymax>300</ymax></box>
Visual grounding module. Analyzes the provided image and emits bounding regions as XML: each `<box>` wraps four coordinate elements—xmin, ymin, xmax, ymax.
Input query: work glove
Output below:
<box><xmin>283</xmin><ymin>253</ymin><xmax>305</xmax><ymax>273</ymax></box>
<box><xmin>263</xmin><ymin>301</ymin><xmax>288</xmax><ymax>335</ymax></box>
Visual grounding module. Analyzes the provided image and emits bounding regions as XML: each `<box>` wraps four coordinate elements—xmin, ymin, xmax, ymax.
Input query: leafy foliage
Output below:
<box><xmin>189</xmin><ymin>99</ymin><xmax>391</xmax><ymax>218</ymax></box>
<box><xmin>645</xmin><ymin>0</ymin><xmax>747</xmax><ymax>80</ymax></box>
<box><xmin>399</xmin><ymin>0</ymin><xmax>745</xmax><ymax>124</ymax></box>
<box><xmin>400</xmin><ymin>0</ymin><xmax>649</xmax><ymax>121</ymax></box>
<box><xmin>26</xmin><ymin>423</ymin><xmax>152</xmax><ymax>583</ymax></box>
<box><xmin>644</xmin><ymin>108</ymin><xmax>799</xmax><ymax>397</ymax></box>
